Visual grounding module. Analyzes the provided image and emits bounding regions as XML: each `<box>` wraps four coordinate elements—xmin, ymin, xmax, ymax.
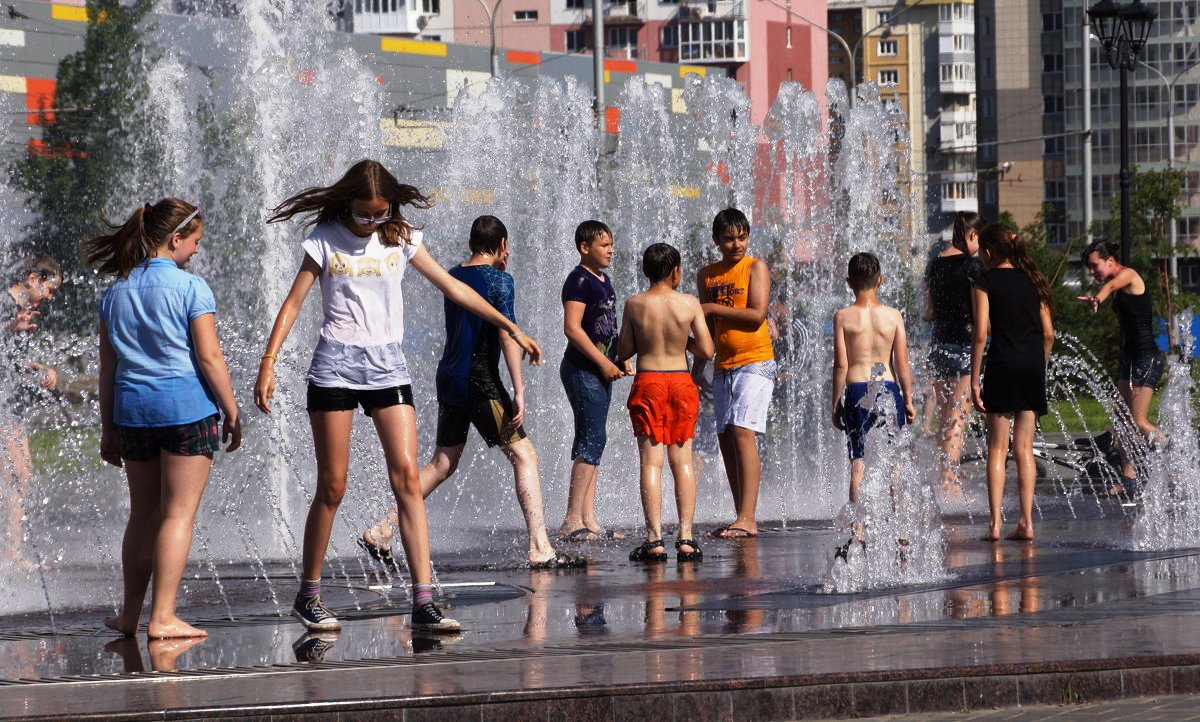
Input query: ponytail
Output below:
<box><xmin>84</xmin><ymin>198</ymin><xmax>203</xmax><ymax>277</ymax></box>
<box><xmin>979</xmin><ymin>223</ymin><xmax>1054</xmax><ymax>313</ymax></box>
<box><xmin>951</xmin><ymin>211</ymin><xmax>986</xmax><ymax>253</ymax></box>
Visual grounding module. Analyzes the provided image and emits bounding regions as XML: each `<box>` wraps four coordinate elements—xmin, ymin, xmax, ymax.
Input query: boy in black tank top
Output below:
<box><xmin>1079</xmin><ymin>240</ymin><xmax>1166</xmax><ymax>488</ymax></box>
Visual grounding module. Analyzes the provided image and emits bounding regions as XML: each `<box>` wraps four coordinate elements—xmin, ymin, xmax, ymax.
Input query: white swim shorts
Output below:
<box><xmin>712</xmin><ymin>359</ymin><xmax>776</xmax><ymax>434</ymax></box>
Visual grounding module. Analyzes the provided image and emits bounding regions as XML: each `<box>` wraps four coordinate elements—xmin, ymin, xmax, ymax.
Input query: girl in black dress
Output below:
<box><xmin>970</xmin><ymin>225</ymin><xmax>1054</xmax><ymax>542</ymax></box>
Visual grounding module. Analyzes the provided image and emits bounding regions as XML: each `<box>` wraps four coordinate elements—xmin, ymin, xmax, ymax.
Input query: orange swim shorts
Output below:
<box><xmin>626</xmin><ymin>370</ymin><xmax>700</xmax><ymax>445</ymax></box>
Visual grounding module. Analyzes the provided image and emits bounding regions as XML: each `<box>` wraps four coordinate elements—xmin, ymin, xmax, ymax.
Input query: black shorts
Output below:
<box><xmin>306</xmin><ymin>383</ymin><xmax>414</xmax><ymax>416</ymax></box>
<box><xmin>435</xmin><ymin>396</ymin><xmax>526</xmax><ymax>448</ymax></box>
<box><xmin>1118</xmin><ymin>354</ymin><xmax>1165</xmax><ymax>389</ymax></box>
<box><xmin>119</xmin><ymin>414</ymin><xmax>220</xmax><ymax>462</ymax></box>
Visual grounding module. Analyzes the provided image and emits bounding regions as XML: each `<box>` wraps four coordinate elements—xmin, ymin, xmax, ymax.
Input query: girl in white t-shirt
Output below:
<box><xmin>254</xmin><ymin>160</ymin><xmax>542</xmax><ymax>634</ymax></box>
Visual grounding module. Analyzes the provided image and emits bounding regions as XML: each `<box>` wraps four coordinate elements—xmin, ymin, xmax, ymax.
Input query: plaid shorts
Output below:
<box><xmin>118</xmin><ymin>414</ymin><xmax>221</xmax><ymax>461</ymax></box>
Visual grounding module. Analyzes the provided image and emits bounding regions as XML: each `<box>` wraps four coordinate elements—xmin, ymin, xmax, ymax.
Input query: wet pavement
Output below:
<box><xmin>3</xmin><ymin>497</ymin><xmax>1200</xmax><ymax>719</ymax></box>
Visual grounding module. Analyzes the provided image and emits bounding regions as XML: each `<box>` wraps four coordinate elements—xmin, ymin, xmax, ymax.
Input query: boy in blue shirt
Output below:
<box><xmin>361</xmin><ymin>216</ymin><xmax>582</xmax><ymax>569</ymax></box>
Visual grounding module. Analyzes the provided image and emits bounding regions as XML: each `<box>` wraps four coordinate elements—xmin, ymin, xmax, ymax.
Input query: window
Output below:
<box><xmin>660</xmin><ymin>0</ymin><xmax>680</xmax><ymax>4</ymax></box>
<box><xmin>877</xmin><ymin>11</ymin><xmax>891</xmax><ymax>25</ymax></box>
<box><xmin>679</xmin><ymin>20</ymin><xmax>748</xmax><ymax>61</ymax></box>
<box><xmin>980</xmin><ymin>96</ymin><xmax>994</xmax><ymax>117</ymax></box>
<box><xmin>1042</xmin><ymin>13</ymin><xmax>1062</xmax><ymax>32</ymax></box>
<box><xmin>418</xmin><ymin>0</ymin><xmax>440</xmax><ymax>14</ymax></box>
<box><xmin>566</xmin><ymin>0</ymin><xmax>586</xmax><ymax>8</ymax></box>
<box><xmin>953</xmin><ymin>34</ymin><xmax>973</xmax><ymax>52</ymax></box>
<box><xmin>1044</xmin><ymin>136</ymin><xmax>1064</xmax><ymax>155</ymax></box>
<box><xmin>608</xmin><ymin>26</ymin><xmax>638</xmax><ymax>58</ymax></box>
<box><xmin>878</xmin><ymin>69</ymin><xmax>899</xmax><ymax>85</ymax></box>
<box><xmin>423</xmin><ymin>33</ymin><xmax>441</xmax><ymax>41</ymax></box>
<box><xmin>938</xmin><ymin>3</ymin><xmax>973</xmax><ymax>22</ymax></box>
<box><xmin>1044</xmin><ymin>180</ymin><xmax>1066</xmax><ymax>199</ymax></box>
<box><xmin>982</xmin><ymin>16</ymin><xmax>992</xmax><ymax>36</ymax></box>
<box><xmin>661</xmin><ymin>24</ymin><xmax>678</xmax><ymax>48</ymax></box>
<box><xmin>1043</xmin><ymin>54</ymin><xmax>1063</xmax><ymax>72</ymax></box>
<box><xmin>566</xmin><ymin>28</ymin><xmax>587</xmax><ymax>51</ymax></box>
<box><xmin>982</xmin><ymin>183</ymin><xmax>997</xmax><ymax>204</ymax></box>
<box><xmin>514</xmin><ymin>9</ymin><xmax>538</xmax><ymax>21</ymax></box>
<box><xmin>1043</xmin><ymin>94</ymin><xmax>1064</xmax><ymax>114</ymax></box>
<box><xmin>878</xmin><ymin>39</ymin><xmax>898</xmax><ymax>56</ymax></box>
<box><xmin>982</xmin><ymin>57</ymin><xmax>992</xmax><ymax>77</ymax></box>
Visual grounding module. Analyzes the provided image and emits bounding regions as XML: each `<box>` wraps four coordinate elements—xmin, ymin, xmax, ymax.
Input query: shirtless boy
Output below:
<box><xmin>831</xmin><ymin>253</ymin><xmax>916</xmax><ymax>503</ymax></box>
<box><xmin>617</xmin><ymin>243</ymin><xmax>714</xmax><ymax>563</ymax></box>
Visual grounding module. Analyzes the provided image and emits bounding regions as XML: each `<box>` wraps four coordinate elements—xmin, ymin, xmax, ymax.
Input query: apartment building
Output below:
<box><xmin>347</xmin><ymin>0</ymin><xmax>829</xmax><ymax>125</ymax></box>
<box><xmin>828</xmin><ymin>0</ymin><xmax>979</xmax><ymax>239</ymax></box>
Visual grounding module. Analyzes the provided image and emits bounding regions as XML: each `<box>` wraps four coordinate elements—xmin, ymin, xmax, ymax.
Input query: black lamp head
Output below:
<box><xmin>1087</xmin><ymin>0</ymin><xmax>1121</xmax><ymax>52</ymax></box>
<box><xmin>1119</xmin><ymin>1</ymin><xmax>1158</xmax><ymax>55</ymax></box>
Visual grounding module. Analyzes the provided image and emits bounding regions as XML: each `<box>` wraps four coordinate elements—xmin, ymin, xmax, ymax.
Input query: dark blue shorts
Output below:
<box><xmin>1118</xmin><ymin>353</ymin><xmax>1164</xmax><ymax>389</ymax></box>
<box><xmin>841</xmin><ymin>381</ymin><xmax>906</xmax><ymax>461</ymax></box>
<box><xmin>929</xmin><ymin>342</ymin><xmax>971</xmax><ymax>378</ymax></box>
<box><xmin>559</xmin><ymin>356</ymin><xmax>612</xmax><ymax>465</ymax></box>
<box><xmin>119</xmin><ymin>413</ymin><xmax>220</xmax><ymax>462</ymax></box>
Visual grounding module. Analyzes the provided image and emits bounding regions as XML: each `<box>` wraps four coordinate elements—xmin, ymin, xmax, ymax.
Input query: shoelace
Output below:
<box><xmin>415</xmin><ymin>602</ymin><xmax>444</xmax><ymax>621</ymax></box>
<box><xmin>305</xmin><ymin>597</ymin><xmax>336</xmax><ymax>620</ymax></box>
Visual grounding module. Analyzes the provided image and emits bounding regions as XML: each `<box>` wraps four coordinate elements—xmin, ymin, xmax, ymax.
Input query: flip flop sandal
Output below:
<box><xmin>675</xmin><ymin>538</ymin><xmax>702</xmax><ymax>562</ymax></box>
<box><xmin>705</xmin><ymin>525</ymin><xmax>730</xmax><ymax>539</ymax></box>
<box><xmin>628</xmin><ymin>540</ymin><xmax>668</xmax><ymax>562</ymax></box>
<box><xmin>715</xmin><ymin>527</ymin><xmax>758</xmax><ymax>540</ymax></box>
<box><xmin>357</xmin><ymin>537</ymin><xmax>400</xmax><ymax>571</ymax></box>
<box><xmin>559</xmin><ymin>528</ymin><xmax>596</xmax><ymax>542</ymax></box>
<box><xmin>530</xmin><ymin>551</ymin><xmax>588</xmax><ymax>570</ymax></box>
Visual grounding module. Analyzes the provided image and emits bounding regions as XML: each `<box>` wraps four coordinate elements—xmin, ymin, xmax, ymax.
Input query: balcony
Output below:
<box><xmin>940</xmin><ymin>112</ymin><xmax>976</xmax><ymax>153</ymax></box>
<box><xmin>586</xmin><ymin>0</ymin><xmax>643</xmax><ymax>25</ymax></box>
<box><xmin>352</xmin><ymin>0</ymin><xmax>434</xmax><ymax>35</ymax></box>
<box><xmin>939</xmin><ymin>61</ymin><xmax>975</xmax><ymax>95</ymax></box>
<box><xmin>677</xmin><ymin>16</ymin><xmax>748</xmax><ymax>63</ymax></box>
<box><xmin>941</xmin><ymin>171</ymin><xmax>978</xmax><ymax>213</ymax></box>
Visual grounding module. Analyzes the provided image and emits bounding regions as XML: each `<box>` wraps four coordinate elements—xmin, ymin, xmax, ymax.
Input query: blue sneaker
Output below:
<box><xmin>292</xmin><ymin>631</ymin><xmax>339</xmax><ymax>662</ymax></box>
<box><xmin>411</xmin><ymin>602</ymin><xmax>460</xmax><ymax>632</ymax></box>
<box><xmin>292</xmin><ymin>595</ymin><xmax>341</xmax><ymax>631</ymax></box>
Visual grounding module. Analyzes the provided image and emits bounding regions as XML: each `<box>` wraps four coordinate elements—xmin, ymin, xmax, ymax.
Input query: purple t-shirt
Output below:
<box><xmin>561</xmin><ymin>266</ymin><xmax>618</xmax><ymax>374</ymax></box>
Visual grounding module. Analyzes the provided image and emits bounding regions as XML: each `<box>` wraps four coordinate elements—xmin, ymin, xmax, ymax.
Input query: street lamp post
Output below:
<box><xmin>1087</xmin><ymin>0</ymin><xmax>1157</xmax><ymax>266</ymax></box>
<box><xmin>476</xmin><ymin>0</ymin><xmax>504</xmax><ymax>77</ymax></box>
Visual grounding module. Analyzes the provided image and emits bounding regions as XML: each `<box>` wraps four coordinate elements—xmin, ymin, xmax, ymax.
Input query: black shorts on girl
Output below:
<box><xmin>306</xmin><ymin>383</ymin><xmax>414</xmax><ymax>415</ymax></box>
<box><xmin>1118</xmin><ymin>353</ymin><xmax>1165</xmax><ymax>389</ymax></box>
<box><xmin>118</xmin><ymin>413</ymin><xmax>220</xmax><ymax>461</ymax></box>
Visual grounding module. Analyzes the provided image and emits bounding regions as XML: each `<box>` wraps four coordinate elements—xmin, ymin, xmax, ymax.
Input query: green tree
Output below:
<box><xmin>7</xmin><ymin>0</ymin><xmax>156</xmax><ymax>330</ymax></box>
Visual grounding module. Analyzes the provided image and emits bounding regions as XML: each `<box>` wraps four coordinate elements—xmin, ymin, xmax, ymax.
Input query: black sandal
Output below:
<box><xmin>675</xmin><ymin>539</ymin><xmax>702</xmax><ymax>562</ymax></box>
<box><xmin>530</xmin><ymin>551</ymin><xmax>588</xmax><ymax>570</ymax></box>
<box><xmin>357</xmin><ymin>537</ymin><xmax>400</xmax><ymax>571</ymax></box>
<box><xmin>629</xmin><ymin>539</ymin><xmax>668</xmax><ymax>562</ymax></box>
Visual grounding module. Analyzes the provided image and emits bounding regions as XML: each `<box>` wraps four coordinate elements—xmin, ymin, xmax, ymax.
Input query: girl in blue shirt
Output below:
<box><xmin>89</xmin><ymin>198</ymin><xmax>242</xmax><ymax>639</ymax></box>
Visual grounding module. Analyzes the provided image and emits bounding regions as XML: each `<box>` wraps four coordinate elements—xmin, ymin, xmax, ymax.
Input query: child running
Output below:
<box><xmin>254</xmin><ymin>160</ymin><xmax>541</xmax><ymax>634</ymax></box>
<box><xmin>557</xmin><ymin>220</ymin><xmax>629</xmax><ymax>542</ymax></box>
<box><xmin>694</xmin><ymin>208</ymin><xmax>774</xmax><ymax>540</ymax></box>
<box><xmin>616</xmin><ymin>243</ymin><xmax>714</xmax><ymax>563</ymax></box>
<box><xmin>831</xmin><ymin>253</ymin><xmax>916</xmax><ymax>503</ymax></box>
<box><xmin>358</xmin><ymin>215</ymin><xmax>582</xmax><ymax>570</ymax></box>
<box><xmin>970</xmin><ymin>224</ymin><xmax>1054</xmax><ymax>542</ymax></box>
<box><xmin>91</xmin><ymin>199</ymin><xmax>243</xmax><ymax>639</ymax></box>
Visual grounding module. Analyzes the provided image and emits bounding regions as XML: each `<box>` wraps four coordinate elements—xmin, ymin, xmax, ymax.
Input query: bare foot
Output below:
<box><xmin>147</xmin><ymin>617</ymin><xmax>208</xmax><ymax>639</ymax></box>
<box><xmin>981</xmin><ymin>527</ymin><xmax>1001</xmax><ymax>542</ymax></box>
<box><xmin>105</xmin><ymin>614</ymin><xmax>138</xmax><ymax>637</ymax></box>
<box><xmin>1004</xmin><ymin>527</ymin><xmax>1034</xmax><ymax>542</ymax></box>
<box><xmin>148</xmin><ymin>637</ymin><xmax>205</xmax><ymax>671</ymax></box>
<box><xmin>711</xmin><ymin>523</ymin><xmax>758</xmax><ymax>539</ymax></box>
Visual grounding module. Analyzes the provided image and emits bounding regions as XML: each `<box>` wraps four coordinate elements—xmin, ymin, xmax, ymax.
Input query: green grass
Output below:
<box><xmin>1039</xmin><ymin>395</ymin><xmax>1162</xmax><ymax>434</ymax></box>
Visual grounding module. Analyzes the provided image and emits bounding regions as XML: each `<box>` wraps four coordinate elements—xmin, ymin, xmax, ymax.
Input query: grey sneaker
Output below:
<box><xmin>292</xmin><ymin>595</ymin><xmax>341</xmax><ymax>631</ymax></box>
<box><xmin>411</xmin><ymin>602</ymin><xmax>460</xmax><ymax>632</ymax></box>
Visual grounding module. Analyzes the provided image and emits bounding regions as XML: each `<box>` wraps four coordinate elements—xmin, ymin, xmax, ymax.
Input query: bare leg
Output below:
<box><xmin>1127</xmin><ymin>381</ymin><xmax>1163</xmax><ymax>447</ymax></box>
<box><xmin>559</xmin><ymin>459</ymin><xmax>597</xmax><ymax>535</ymax></box>
<box><xmin>499</xmin><ymin>438</ymin><xmax>557</xmax><ymax>563</ymax></box>
<box><xmin>370</xmin><ymin>404</ymin><xmax>431</xmax><ymax>585</ymax></box>
<box><xmin>935</xmin><ymin>374</ymin><xmax>972</xmax><ymax>490</ymax></box>
<box><xmin>637</xmin><ymin>437</ymin><xmax>666</xmax><ymax>554</ymax></box>
<box><xmin>665</xmin><ymin>440</ymin><xmax>697</xmax><ymax>553</ymax></box>
<box><xmin>716</xmin><ymin>430</ymin><xmax>741</xmax><ymax>517</ymax></box>
<box><xmin>302</xmin><ymin>410</ymin><xmax>354</xmax><ymax>582</ymax></box>
<box><xmin>983</xmin><ymin>413</ymin><xmax>1012</xmax><ymax>541</ymax></box>
<box><xmin>366</xmin><ymin>444</ymin><xmax>464</xmax><ymax>547</ymax></box>
<box><xmin>105</xmin><ymin>458</ymin><xmax>162</xmax><ymax>636</ymax></box>
<box><xmin>2</xmin><ymin>427</ymin><xmax>31</xmax><ymax>563</ymax></box>
<box><xmin>716</xmin><ymin>426</ymin><xmax>761</xmax><ymax>537</ymax></box>
<box><xmin>1007</xmin><ymin>411</ymin><xmax>1037</xmax><ymax>541</ymax></box>
<box><xmin>146</xmin><ymin>451</ymin><xmax>213</xmax><ymax>639</ymax></box>
<box><xmin>848</xmin><ymin>458</ymin><xmax>865</xmax><ymax>504</ymax></box>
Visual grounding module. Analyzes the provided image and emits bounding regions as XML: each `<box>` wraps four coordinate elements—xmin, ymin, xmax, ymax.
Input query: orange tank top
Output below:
<box><xmin>701</xmin><ymin>256</ymin><xmax>774</xmax><ymax>370</ymax></box>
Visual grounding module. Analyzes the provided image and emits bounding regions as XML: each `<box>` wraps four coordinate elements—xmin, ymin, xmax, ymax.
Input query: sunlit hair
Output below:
<box><xmin>951</xmin><ymin>211</ymin><xmax>987</xmax><ymax>253</ymax></box>
<box><xmin>83</xmin><ymin>198</ymin><xmax>203</xmax><ymax>277</ymax></box>
<box><xmin>9</xmin><ymin>253</ymin><xmax>61</xmax><ymax>286</ymax></box>
<box><xmin>712</xmin><ymin>207</ymin><xmax>750</xmax><ymax>239</ymax></box>
<box><xmin>1079</xmin><ymin>238</ymin><xmax>1120</xmax><ymax>266</ymax></box>
<box><xmin>847</xmin><ymin>252</ymin><xmax>881</xmax><ymax>291</ymax></box>
<box><xmin>642</xmin><ymin>242</ymin><xmax>681</xmax><ymax>283</ymax></box>
<box><xmin>574</xmin><ymin>220</ymin><xmax>612</xmax><ymax>251</ymax></box>
<box><xmin>979</xmin><ymin>223</ymin><xmax>1054</xmax><ymax>311</ymax></box>
<box><xmin>266</xmin><ymin>159</ymin><xmax>432</xmax><ymax>247</ymax></box>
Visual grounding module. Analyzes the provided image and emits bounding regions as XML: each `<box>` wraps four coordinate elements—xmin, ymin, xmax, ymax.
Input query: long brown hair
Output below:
<box><xmin>266</xmin><ymin>159</ymin><xmax>433</xmax><ymax>247</ymax></box>
<box><xmin>979</xmin><ymin>223</ymin><xmax>1054</xmax><ymax>312</ymax></box>
<box><xmin>83</xmin><ymin>198</ymin><xmax>203</xmax><ymax>277</ymax></box>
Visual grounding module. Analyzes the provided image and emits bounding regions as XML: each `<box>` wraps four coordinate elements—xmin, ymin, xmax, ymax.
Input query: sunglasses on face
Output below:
<box><xmin>349</xmin><ymin>207</ymin><xmax>392</xmax><ymax>226</ymax></box>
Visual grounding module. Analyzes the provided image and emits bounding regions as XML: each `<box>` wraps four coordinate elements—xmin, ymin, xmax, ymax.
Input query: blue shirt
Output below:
<box><xmin>561</xmin><ymin>266</ymin><xmax>618</xmax><ymax>374</ymax></box>
<box><xmin>435</xmin><ymin>264</ymin><xmax>515</xmax><ymax>406</ymax></box>
<box><xmin>99</xmin><ymin>258</ymin><xmax>219</xmax><ymax>427</ymax></box>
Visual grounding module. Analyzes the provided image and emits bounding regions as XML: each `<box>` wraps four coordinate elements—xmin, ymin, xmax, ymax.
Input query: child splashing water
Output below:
<box><xmin>255</xmin><ymin>160</ymin><xmax>542</xmax><ymax>633</ymax></box>
<box><xmin>91</xmin><ymin>199</ymin><xmax>243</xmax><ymax>639</ymax></box>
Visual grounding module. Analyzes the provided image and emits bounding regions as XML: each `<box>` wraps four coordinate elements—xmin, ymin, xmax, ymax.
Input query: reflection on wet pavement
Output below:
<box><xmin>2</xmin><ymin>513</ymin><xmax>1200</xmax><ymax>682</ymax></box>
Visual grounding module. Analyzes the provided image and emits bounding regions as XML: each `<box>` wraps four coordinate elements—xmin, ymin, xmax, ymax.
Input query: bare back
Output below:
<box><xmin>621</xmin><ymin>289</ymin><xmax>709</xmax><ymax>371</ymax></box>
<box><xmin>835</xmin><ymin>304</ymin><xmax>903</xmax><ymax>382</ymax></box>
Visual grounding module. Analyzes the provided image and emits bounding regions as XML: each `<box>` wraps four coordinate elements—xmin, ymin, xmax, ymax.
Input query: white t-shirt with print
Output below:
<box><xmin>300</xmin><ymin>221</ymin><xmax>422</xmax><ymax>389</ymax></box>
